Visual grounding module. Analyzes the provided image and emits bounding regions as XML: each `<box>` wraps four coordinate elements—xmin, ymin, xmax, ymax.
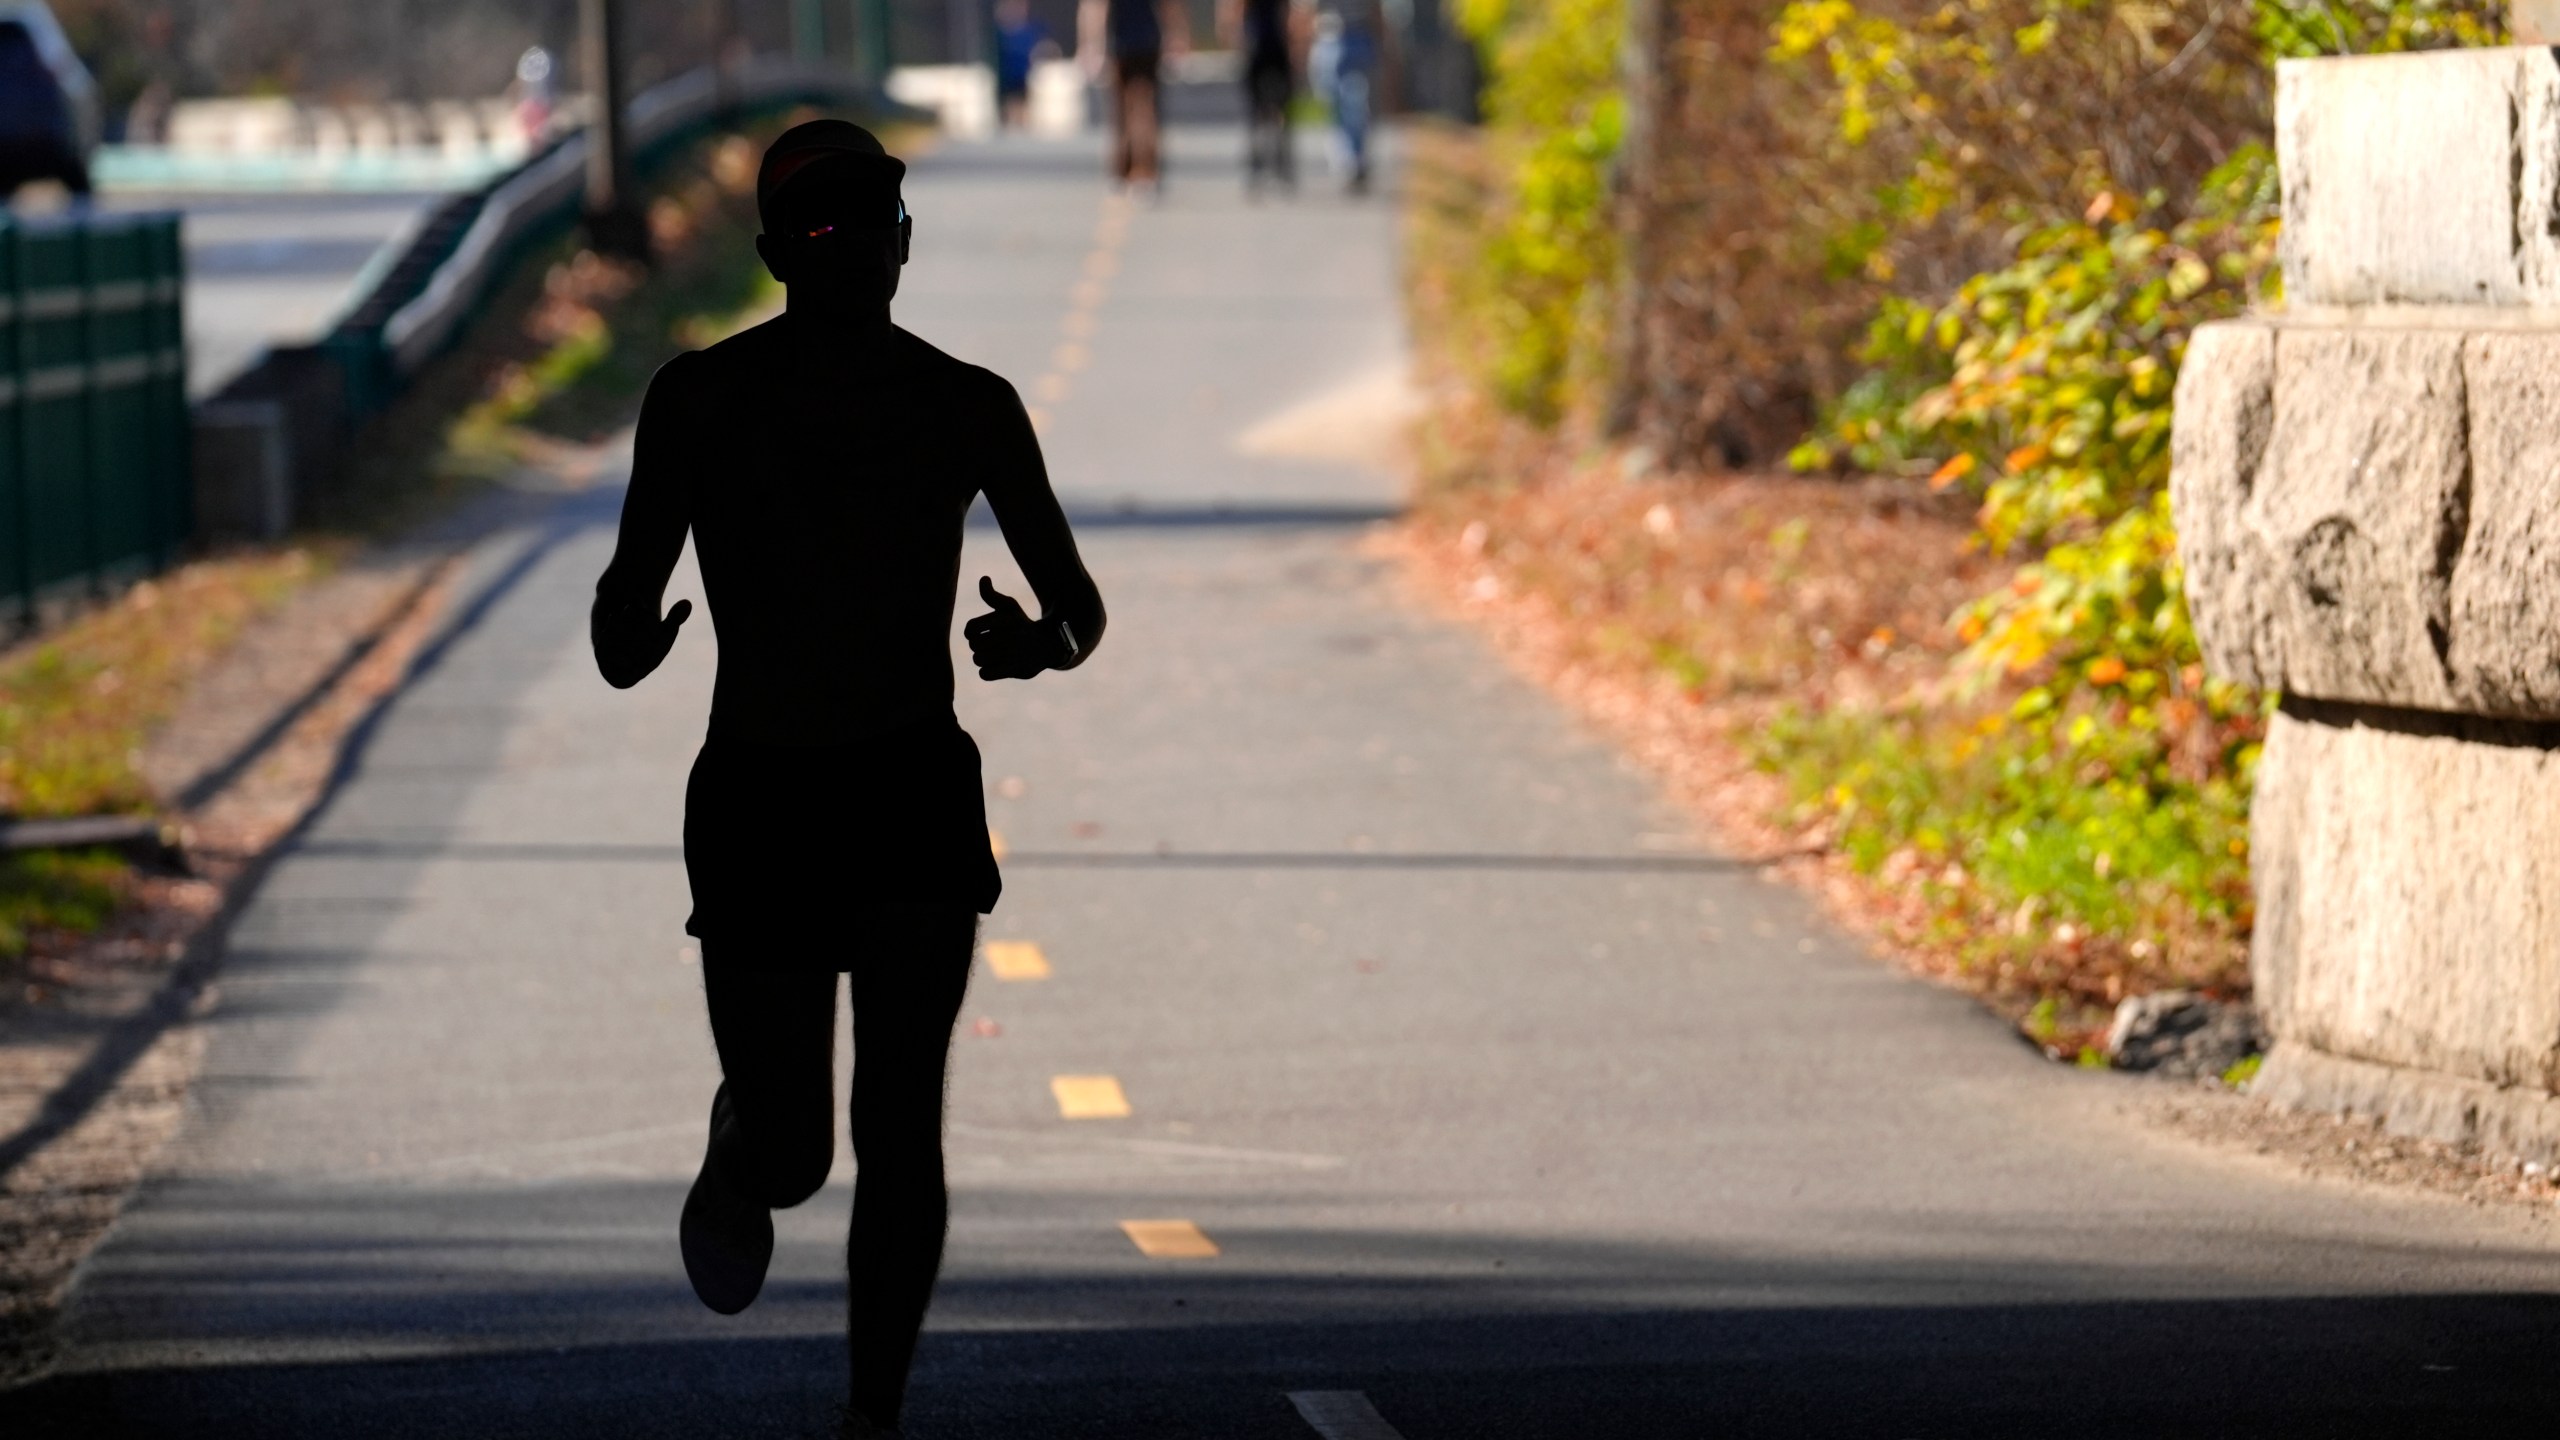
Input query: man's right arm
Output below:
<box><xmin>593</xmin><ymin>355</ymin><xmax>697</xmax><ymax>689</ymax></box>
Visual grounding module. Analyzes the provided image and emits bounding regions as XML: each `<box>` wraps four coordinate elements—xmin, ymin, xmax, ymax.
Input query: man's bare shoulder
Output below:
<box><xmin>891</xmin><ymin>327</ymin><xmax>1021</xmax><ymax>405</ymax></box>
<box><xmin>640</xmin><ymin>320</ymin><xmax>782</xmax><ymax>408</ymax></box>
<box><xmin>681</xmin><ymin>315</ymin><xmax>794</xmax><ymax>375</ymax></box>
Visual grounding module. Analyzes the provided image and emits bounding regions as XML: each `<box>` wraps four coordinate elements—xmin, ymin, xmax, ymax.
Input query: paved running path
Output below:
<box><xmin>14</xmin><ymin>130</ymin><xmax>2560</xmax><ymax>1438</ymax></box>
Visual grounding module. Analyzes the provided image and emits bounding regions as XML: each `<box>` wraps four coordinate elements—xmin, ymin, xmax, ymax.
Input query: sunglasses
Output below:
<box><xmin>796</xmin><ymin>199</ymin><xmax>910</xmax><ymax>239</ymax></box>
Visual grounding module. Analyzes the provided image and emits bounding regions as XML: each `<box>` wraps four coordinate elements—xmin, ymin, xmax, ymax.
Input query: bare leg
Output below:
<box><xmin>681</xmin><ymin>949</ymin><xmax>837</xmax><ymax>1316</ymax></box>
<box><xmin>843</xmin><ymin>906</ymin><xmax>977</xmax><ymax>1428</ymax></box>
<box><xmin>1112</xmin><ymin>65</ymin><xmax>1136</xmax><ymax>181</ymax></box>
<box><xmin>1128</xmin><ymin>73</ymin><xmax>1162</xmax><ymax>183</ymax></box>
<box><xmin>702</xmin><ymin>956</ymin><xmax>839</xmax><ymax>1206</ymax></box>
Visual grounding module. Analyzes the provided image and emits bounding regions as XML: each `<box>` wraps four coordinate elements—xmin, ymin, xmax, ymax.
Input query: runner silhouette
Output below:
<box><xmin>591</xmin><ymin>119</ymin><xmax>1105</xmax><ymax>1440</ymax></box>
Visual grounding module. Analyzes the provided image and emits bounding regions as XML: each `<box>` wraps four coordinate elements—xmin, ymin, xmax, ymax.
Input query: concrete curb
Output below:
<box><xmin>2253</xmin><ymin>1040</ymin><xmax>2560</xmax><ymax>1167</ymax></box>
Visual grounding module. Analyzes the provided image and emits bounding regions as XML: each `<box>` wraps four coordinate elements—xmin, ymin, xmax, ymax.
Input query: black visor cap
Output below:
<box><xmin>757</xmin><ymin>120</ymin><xmax>907</xmax><ymax>234</ymax></box>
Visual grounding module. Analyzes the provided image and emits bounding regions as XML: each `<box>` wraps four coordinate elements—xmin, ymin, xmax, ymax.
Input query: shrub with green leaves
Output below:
<box><xmin>1764</xmin><ymin>0</ymin><xmax>2497</xmax><ymax>997</ymax></box>
<box><xmin>1453</xmin><ymin>0</ymin><xmax>1625</xmax><ymax>423</ymax></box>
<box><xmin>1810</xmin><ymin>149</ymin><xmax>2276</xmax><ymax>711</ymax></box>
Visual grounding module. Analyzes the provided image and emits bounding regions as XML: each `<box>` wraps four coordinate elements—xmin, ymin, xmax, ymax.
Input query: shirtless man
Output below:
<box><xmin>592</xmin><ymin>119</ymin><xmax>1105</xmax><ymax>1439</ymax></box>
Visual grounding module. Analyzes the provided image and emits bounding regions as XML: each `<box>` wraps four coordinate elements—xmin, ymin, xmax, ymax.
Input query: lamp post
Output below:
<box><xmin>796</xmin><ymin>0</ymin><xmax>829</xmax><ymax>61</ymax></box>
<box><xmin>714</xmin><ymin>0</ymin><xmax>743</xmax><ymax>115</ymax></box>
<box><xmin>580</xmin><ymin>0</ymin><xmax>648</xmax><ymax>259</ymax></box>
<box><xmin>854</xmin><ymin>0</ymin><xmax>893</xmax><ymax>88</ymax></box>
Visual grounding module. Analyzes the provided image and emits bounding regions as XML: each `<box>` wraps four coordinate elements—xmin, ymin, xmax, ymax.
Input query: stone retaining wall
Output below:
<box><xmin>2174</xmin><ymin>45</ymin><xmax>2560</xmax><ymax>1161</ymax></box>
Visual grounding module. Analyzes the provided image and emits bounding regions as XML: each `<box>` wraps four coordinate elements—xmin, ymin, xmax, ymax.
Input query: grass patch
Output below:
<box><xmin>1747</xmin><ymin>702</ymin><xmax>2251</xmax><ymax>1020</ymax></box>
<box><xmin>0</xmin><ymin>548</ymin><xmax>321</xmax><ymax>966</ymax></box>
<box><xmin>0</xmin><ymin>850</ymin><xmax>127</xmax><ymax>966</ymax></box>
<box><xmin>0</xmin><ymin>548</ymin><xmax>326</xmax><ymax>821</ymax></box>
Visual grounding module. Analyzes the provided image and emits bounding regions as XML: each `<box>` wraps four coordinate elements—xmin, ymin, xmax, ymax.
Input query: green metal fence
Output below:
<box><xmin>0</xmin><ymin>210</ymin><xmax>189</xmax><ymax>628</ymax></box>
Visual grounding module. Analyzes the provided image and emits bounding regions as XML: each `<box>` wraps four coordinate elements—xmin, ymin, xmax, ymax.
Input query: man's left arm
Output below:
<box><xmin>968</xmin><ymin>376</ymin><xmax>1105</xmax><ymax>680</ymax></box>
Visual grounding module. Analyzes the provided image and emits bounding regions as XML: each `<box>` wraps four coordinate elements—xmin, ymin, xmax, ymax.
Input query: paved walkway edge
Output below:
<box><xmin>0</xmin><ymin>483</ymin><xmax>596</xmax><ymax>1388</ymax></box>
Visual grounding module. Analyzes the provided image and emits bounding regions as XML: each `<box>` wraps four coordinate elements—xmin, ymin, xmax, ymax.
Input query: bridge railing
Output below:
<box><xmin>201</xmin><ymin>57</ymin><xmax>877</xmax><ymax>536</ymax></box>
<box><xmin>0</xmin><ymin>211</ymin><xmax>189</xmax><ymax>627</ymax></box>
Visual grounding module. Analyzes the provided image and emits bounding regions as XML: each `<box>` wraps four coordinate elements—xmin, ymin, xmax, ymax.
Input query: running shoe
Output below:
<box><xmin>679</xmin><ymin>1082</ymin><xmax>774</xmax><ymax>1314</ymax></box>
<box><xmin>838</xmin><ymin>1404</ymin><xmax>904</xmax><ymax>1439</ymax></box>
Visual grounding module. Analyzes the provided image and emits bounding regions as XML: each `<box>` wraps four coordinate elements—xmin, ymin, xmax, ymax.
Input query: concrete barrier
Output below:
<box><xmin>191</xmin><ymin>401</ymin><xmax>291</xmax><ymax>541</ymax></box>
<box><xmin>2176</xmin><ymin>45</ymin><xmax>2560</xmax><ymax>1162</ymax></box>
<box><xmin>888</xmin><ymin>65</ymin><xmax>998</xmax><ymax>140</ymax></box>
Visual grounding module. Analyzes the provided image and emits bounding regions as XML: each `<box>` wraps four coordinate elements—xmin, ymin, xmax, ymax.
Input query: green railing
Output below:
<box><xmin>0</xmin><ymin>210</ymin><xmax>189</xmax><ymax>627</ymax></box>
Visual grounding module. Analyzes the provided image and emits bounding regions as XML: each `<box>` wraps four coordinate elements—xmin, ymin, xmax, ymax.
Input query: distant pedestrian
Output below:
<box><xmin>1309</xmin><ymin>0</ymin><xmax>1380</xmax><ymax>193</ymax></box>
<box><xmin>513</xmin><ymin>46</ymin><xmax>555</xmax><ymax>148</ymax></box>
<box><xmin>1224</xmin><ymin>0</ymin><xmax>1300</xmax><ymax>191</ymax></box>
<box><xmin>993</xmin><ymin>0</ymin><xmax>1052</xmax><ymax>131</ymax></box>
<box><xmin>1080</xmin><ymin>0</ymin><xmax>1189</xmax><ymax>192</ymax></box>
<box><xmin>593</xmin><ymin>120</ymin><xmax>1105</xmax><ymax>1440</ymax></box>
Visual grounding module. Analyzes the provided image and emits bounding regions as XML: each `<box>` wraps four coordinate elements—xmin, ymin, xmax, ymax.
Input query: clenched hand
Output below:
<box><xmin>965</xmin><ymin>576</ymin><xmax>1063</xmax><ymax>681</ymax></box>
<box><xmin>592</xmin><ymin>595</ymin><xmax>692</xmax><ymax>689</ymax></box>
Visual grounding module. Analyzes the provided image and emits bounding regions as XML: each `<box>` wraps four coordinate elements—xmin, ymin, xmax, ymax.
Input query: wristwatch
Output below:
<box><xmin>1056</xmin><ymin>619</ymin><xmax>1081</xmax><ymax>665</ymax></box>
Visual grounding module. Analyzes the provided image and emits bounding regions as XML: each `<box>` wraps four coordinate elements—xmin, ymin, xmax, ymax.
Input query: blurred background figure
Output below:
<box><xmin>1079</xmin><ymin>0</ymin><xmax>1187</xmax><ymax>194</ymax></box>
<box><xmin>513</xmin><ymin>45</ymin><xmax>554</xmax><ymax>149</ymax></box>
<box><xmin>1308</xmin><ymin>0</ymin><xmax>1377</xmax><ymax>194</ymax></box>
<box><xmin>1222</xmin><ymin>0</ymin><xmax>1298</xmax><ymax>193</ymax></box>
<box><xmin>0</xmin><ymin>2</ymin><xmax>99</xmax><ymax>200</ymax></box>
<box><xmin>992</xmin><ymin>0</ymin><xmax>1056</xmax><ymax>131</ymax></box>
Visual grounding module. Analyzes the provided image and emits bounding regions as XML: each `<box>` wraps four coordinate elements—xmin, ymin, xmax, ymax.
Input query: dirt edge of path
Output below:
<box><xmin>0</xmin><ymin>495</ymin><xmax>519</xmax><ymax>1387</ymax></box>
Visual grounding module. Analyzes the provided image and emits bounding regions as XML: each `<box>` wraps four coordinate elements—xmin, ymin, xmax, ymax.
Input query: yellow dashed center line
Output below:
<box><xmin>1051</xmin><ymin>1073</ymin><xmax>1131</xmax><ymax>1119</ymax></box>
<box><xmin>1120</xmin><ymin>1218</ymin><xmax>1219</xmax><ymax>1258</ymax></box>
<box><xmin>1024</xmin><ymin>195</ymin><xmax>1132</xmax><ymax>432</ymax></box>
<box><xmin>985</xmin><ymin>940</ymin><xmax>1051</xmax><ymax>980</ymax></box>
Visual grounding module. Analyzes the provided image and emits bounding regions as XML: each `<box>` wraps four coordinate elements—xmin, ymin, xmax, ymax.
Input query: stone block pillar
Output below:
<box><xmin>2173</xmin><ymin>46</ymin><xmax>2560</xmax><ymax>1160</ymax></box>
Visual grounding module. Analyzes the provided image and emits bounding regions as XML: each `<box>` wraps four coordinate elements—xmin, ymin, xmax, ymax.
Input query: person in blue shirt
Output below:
<box><xmin>993</xmin><ymin>0</ymin><xmax>1051</xmax><ymax>130</ymax></box>
<box><xmin>1309</xmin><ymin>0</ymin><xmax>1381</xmax><ymax>194</ymax></box>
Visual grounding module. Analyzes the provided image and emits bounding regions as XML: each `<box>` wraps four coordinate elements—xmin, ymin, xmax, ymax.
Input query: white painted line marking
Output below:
<box><xmin>1289</xmin><ymin>1390</ymin><xmax>1405</xmax><ymax>1439</ymax></box>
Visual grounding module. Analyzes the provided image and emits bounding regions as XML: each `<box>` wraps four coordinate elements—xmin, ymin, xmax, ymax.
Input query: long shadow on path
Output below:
<box><xmin>8</xmin><ymin>1174</ymin><xmax>2559</xmax><ymax>1438</ymax></box>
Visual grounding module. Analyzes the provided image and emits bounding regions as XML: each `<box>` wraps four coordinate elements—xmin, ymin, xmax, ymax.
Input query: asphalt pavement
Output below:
<box><xmin>97</xmin><ymin>189</ymin><xmax>442</xmax><ymax>397</ymax></box>
<box><xmin>12</xmin><ymin>128</ymin><xmax>2560</xmax><ymax>1438</ymax></box>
